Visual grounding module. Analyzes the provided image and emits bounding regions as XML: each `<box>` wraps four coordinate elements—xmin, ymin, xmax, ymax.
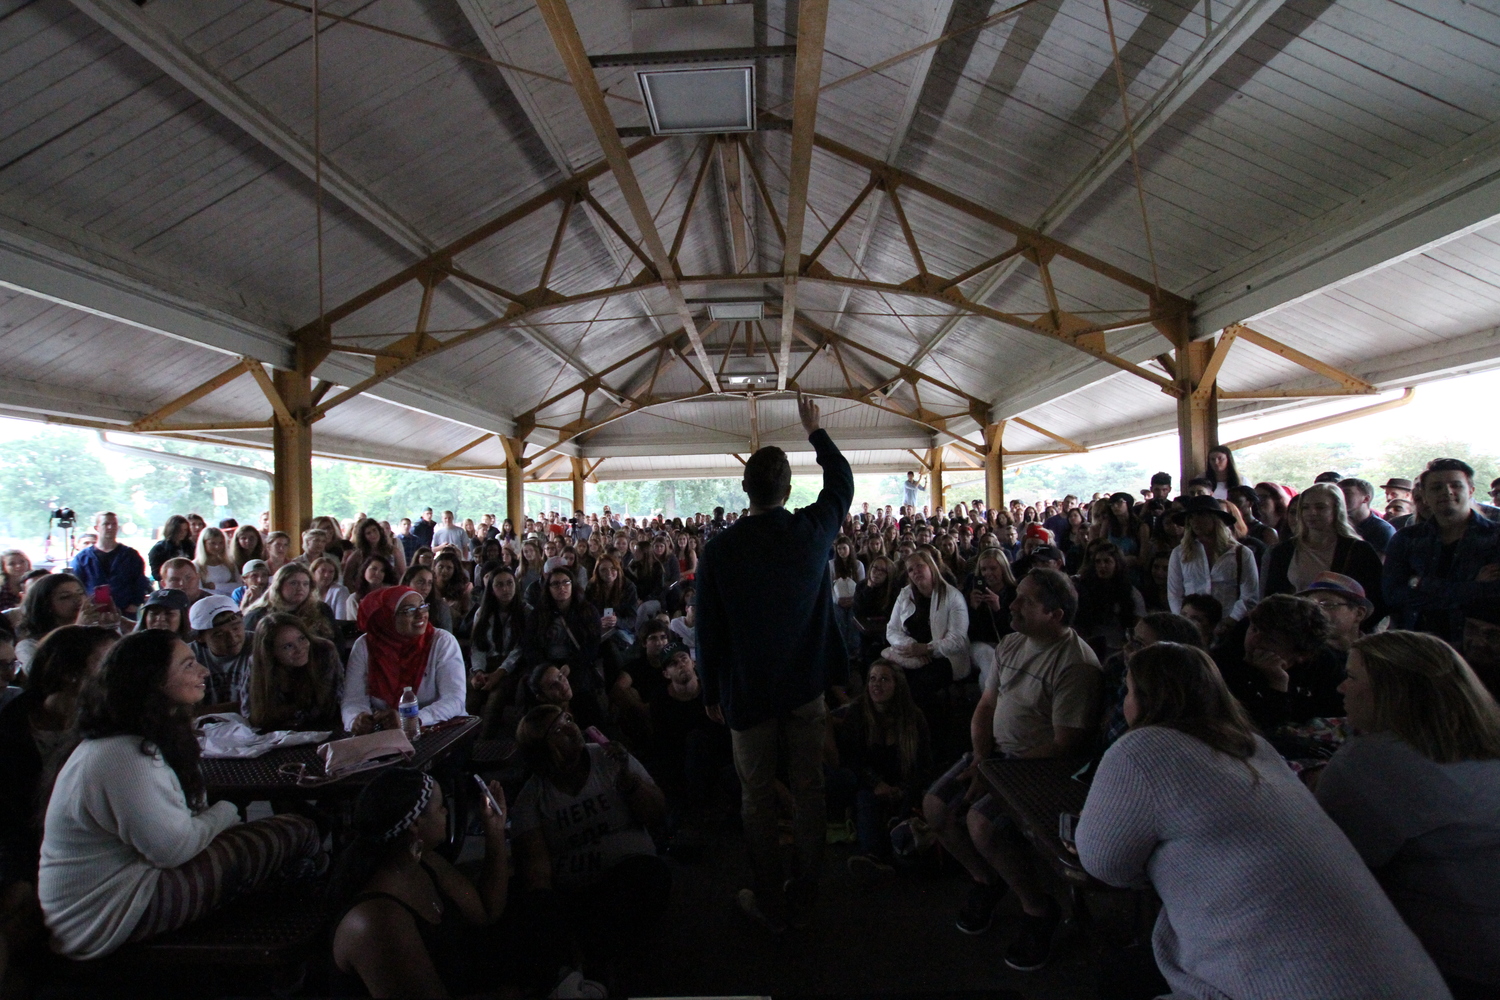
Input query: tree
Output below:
<box><xmin>0</xmin><ymin>431</ymin><xmax>116</xmax><ymax>539</ymax></box>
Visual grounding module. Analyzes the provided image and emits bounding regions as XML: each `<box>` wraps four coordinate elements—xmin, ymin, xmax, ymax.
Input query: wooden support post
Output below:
<box><xmin>503</xmin><ymin>437</ymin><xmax>527</xmax><ymax>530</ymax></box>
<box><xmin>983</xmin><ymin>422</ymin><xmax>1005</xmax><ymax>510</ymax></box>
<box><xmin>1174</xmin><ymin>339</ymin><xmax>1217</xmax><ymax>487</ymax></box>
<box><xmin>270</xmin><ymin>369</ymin><xmax>314</xmax><ymax>551</ymax></box>
<box><xmin>928</xmin><ymin>445</ymin><xmax>944</xmax><ymax>514</ymax></box>
<box><xmin>570</xmin><ymin>457</ymin><xmax>586</xmax><ymax>512</ymax></box>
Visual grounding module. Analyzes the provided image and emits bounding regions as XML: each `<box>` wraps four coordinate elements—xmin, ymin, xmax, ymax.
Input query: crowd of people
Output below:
<box><xmin>0</xmin><ymin>427</ymin><xmax>1492</xmax><ymax>998</ymax></box>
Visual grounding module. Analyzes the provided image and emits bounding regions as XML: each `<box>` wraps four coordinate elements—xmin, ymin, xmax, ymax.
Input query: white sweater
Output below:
<box><xmin>887</xmin><ymin>581</ymin><xmax>971</xmax><ymax>680</ymax></box>
<box><xmin>1167</xmin><ymin>541</ymin><xmax>1258</xmax><ymax>621</ymax></box>
<box><xmin>39</xmin><ymin>735</ymin><xmax>239</xmax><ymax>959</ymax></box>
<box><xmin>341</xmin><ymin>628</ymin><xmax>467</xmax><ymax>730</ymax></box>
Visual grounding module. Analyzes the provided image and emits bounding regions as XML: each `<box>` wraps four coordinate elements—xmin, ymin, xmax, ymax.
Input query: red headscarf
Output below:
<box><xmin>358</xmin><ymin>586</ymin><xmax>433</xmax><ymax>710</ymax></box>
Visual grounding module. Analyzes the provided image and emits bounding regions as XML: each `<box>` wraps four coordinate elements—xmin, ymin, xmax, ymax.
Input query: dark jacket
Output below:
<box><xmin>0</xmin><ymin>692</ymin><xmax>51</xmax><ymax>885</ymax></box>
<box><xmin>147</xmin><ymin>538</ymin><xmax>193</xmax><ymax>581</ymax></box>
<box><xmin>697</xmin><ymin>430</ymin><xmax>854</xmax><ymax>729</ymax></box>
<box><xmin>522</xmin><ymin>601</ymin><xmax>602</xmax><ymax>698</ymax></box>
<box><xmin>1213</xmin><ymin>620</ymin><xmax>1346</xmax><ymax>731</ymax></box>
<box><xmin>1263</xmin><ymin>535</ymin><xmax>1385</xmax><ymax>628</ymax></box>
<box><xmin>70</xmin><ymin>544</ymin><xmax>150</xmax><ymax>612</ymax></box>
<box><xmin>1383</xmin><ymin>511</ymin><xmax>1500</xmax><ymax>644</ymax></box>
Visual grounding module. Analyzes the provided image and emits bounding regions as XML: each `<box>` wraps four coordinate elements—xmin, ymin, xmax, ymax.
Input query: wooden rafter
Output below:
<box><xmin>777</xmin><ymin>0</ymin><xmax>830</xmax><ymax>391</ymax></box>
<box><xmin>130</xmin><ymin>360</ymin><xmax>249</xmax><ymax>432</ymax></box>
<box><xmin>427</xmin><ymin>433</ymin><xmax>495</xmax><ymax>471</ymax></box>
<box><xmin>805</xmin><ymin>173</ymin><xmax>879</xmax><ymax>268</ymax></box>
<box><xmin>669</xmin><ymin>138</ymin><xmax>716</xmax><ymax>267</ymax></box>
<box><xmin>884</xmin><ymin>183</ymin><xmax>928</xmax><ymax>277</ymax></box>
<box><xmin>534</xmin><ymin>0</ymin><xmax>720</xmax><ymax>392</ymax></box>
<box><xmin>243</xmin><ymin>358</ymin><xmax>295</xmax><ymax>428</ymax></box>
<box><xmin>1216</xmin><ymin>324</ymin><xmax>1378</xmax><ymax>398</ymax></box>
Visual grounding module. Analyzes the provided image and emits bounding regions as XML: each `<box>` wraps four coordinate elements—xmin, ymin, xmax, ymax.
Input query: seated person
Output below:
<box><xmin>38</xmin><ymin>630</ymin><xmax>323</xmax><ymax>960</ymax></box>
<box><xmin>522</xmin><ymin>567</ymin><xmax>602</xmax><ymax>723</ymax></box>
<box><xmin>1213</xmin><ymin>594</ymin><xmax>1345</xmax><ymax>732</ymax></box>
<box><xmin>159</xmin><ymin>557</ymin><xmax>208</xmax><ymax>607</ymax></box>
<box><xmin>961</xmin><ymin>547</ymin><xmax>1016</xmax><ymax>690</ymax></box>
<box><xmin>583</xmin><ymin>554</ymin><xmax>639</xmax><ymax>647</ymax></box>
<box><xmin>608</xmin><ymin>618</ymin><xmax>672</xmax><ymax>712</ymax></box>
<box><xmin>187</xmin><ymin>596</ymin><xmax>252</xmax><ymax>717</ymax></box>
<box><xmin>1076</xmin><ymin>642</ymin><xmax>1450</xmax><ymax>1000</ymax></box>
<box><xmin>16</xmin><ymin>573</ymin><xmax>109</xmax><ymax>674</ymax></box>
<box><xmin>667</xmin><ymin>584</ymin><xmax>696</xmax><ymax>650</ymax></box>
<box><xmin>137</xmin><ymin>588</ymin><xmax>193</xmax><ymax>642</ymax></box>
<box><xmin>1317</xmin><ymin>630</ymin><xmax>1500</xmax><ymax>997</ymax></box>
<box><xmin>525</xmin><ymin>661</ymin><xmax>606</xmax><ymax>737</ymax></box>
<box><xmin>1099</xmin><ymin>612</ymin><xmax>1205</xmax><ymax>747</ymax></box>
<box><xmin>885</xmin><ymin>549</ymin><xmax>971</xmax><ymax>705</ymax></box>
<box><xmin>1177</xmin><ymin>592</ymin><xmax>1222</xmax><ymax>645</ymax></box>
<box><xmin>331</xmin><ymin>768</ymin><xmax>575</xmax><ymax>998</ymax></box>
<box><xmin>401</xmin><ymin>565</ymin><xmax>454</xmax><ymax>634</ymax></box>
<box><xmin>343</xmin><ymin>588</ymin><xmax>466</xmax><ymax>735</ymax></box>
<box><xmin>923</xmin><ymin>568</ymin><xmax>1099</xmax><ymax>970</ymax></box>
<box><xmin>231</xmin><ymin>559</ymin><xmax>271</xmax><ymax>611</ymax></box>
<box><xmin>640</xmin><ymin>642</ymin><xmax>732</xmax><ymax>841</ymax></box>
<box><xmin>511</xmin><ymin>705</ymin><xmax>671</xmax><ymax>965</ymax></box>
<box><xmin>467</xmin><ymin>568</ymin><xmax>527</xmax><ymax>735</ymax></box>
<box><xmin>1297</xmin><ymin>572</ymin><xmax>1374</xmax><ymax>651</ymax></box>
<box><xmin>244</xmin><ymin>563</ymin><xmax>337</xmax><ymax>641</ymax></box>
<box><xmin>829</xmin><ymin>659</ymin><xmax>931</xmax><ymax>872</ymax></box>
<box><xmin>853</xmin><ymin>555</ymin><xmax>900</xmax><ymax>672</ymax></box>
<box><xmin>243</xmin><ymin>613</ymin><xmax>343</xmax><ymax>731</ymax></box>
<box><xmin>0</xmin><ymin>627</ymin><xmax>117</xmax><ymax>892</ymax></box>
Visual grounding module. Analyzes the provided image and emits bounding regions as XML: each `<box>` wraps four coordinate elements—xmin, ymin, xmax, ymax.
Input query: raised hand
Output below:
<box><xmin>797</xmin><ymin>391</ymin><xmax>821</xmax><ymax>436</ymax></box>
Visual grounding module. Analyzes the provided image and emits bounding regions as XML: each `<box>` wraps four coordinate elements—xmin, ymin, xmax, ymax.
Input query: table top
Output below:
<box><xmin>978</xmin><ymin>757</ymin><xmax>1092</xmax><ymax>885</ymax></box>
<box><xmin>204</xmin><ymin>716</ymin><xmax>481</xmax><ymax>801</ymax></box>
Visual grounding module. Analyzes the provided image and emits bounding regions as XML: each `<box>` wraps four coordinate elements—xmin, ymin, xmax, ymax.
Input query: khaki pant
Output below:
<box><xmin>730</xmin><ymin>694</ymin><xmax>827</xmax><ymax>908</ymax></box>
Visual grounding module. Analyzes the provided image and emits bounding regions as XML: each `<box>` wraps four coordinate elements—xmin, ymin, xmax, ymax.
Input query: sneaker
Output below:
<box><xmin>1004</xmin><ymin>898</ymin><xmax>1061</xmax><ymax>971</ymax></box>
<box><xmin>955</xmin><ymin>879</ymin><xmax>1006</xmax><ymax>935</ymax></box>
<box><xmin>846</xmin><ymin>853</ymin><xmax>894</xmax><ymax>874</ymax></box>
<box><xmin>736</xmin><ymin>888</ymin><xmax>788</xmax><ymax>934</ymax></box>
<box><xmin>548</xmin><ymin>968</ymin><xmax>607</xmax><ymax>998</ymax></box>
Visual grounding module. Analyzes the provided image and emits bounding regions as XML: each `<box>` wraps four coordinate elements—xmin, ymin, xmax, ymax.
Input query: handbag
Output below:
<box><xmin>279</xmin><ymin>729</ymin><xmax>415</xmax><ymax>786</ymax></box>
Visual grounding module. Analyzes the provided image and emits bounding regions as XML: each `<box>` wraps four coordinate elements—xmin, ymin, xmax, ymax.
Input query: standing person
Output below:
<box><xmin>1204</xmin><ymin>444</ymin><xmax>1241</xmax><ymax>500</ymax></box>
<box><xmin>408</xmin><ymin>509</ymin><xmax>435</xmax><ymax>549</ymax></box>
<box><xmin>430</xmin><ymin>512</ymin><xmax>470</xmax><ymax>560</ymax></box>
<box><xmin>1262</xmin><ymin>483</ymin><xmax>1384</xmax><ymax>628</ymax></box>
<box><xmin>697</xmin><ymin>395</ymin><xmax>853</xmax><ymax>933</ymax></box>
<box><xmin>901</xmin><ymin>471</ymin><xmax>926</xmax><ymax>511</ymax></box>
<box><xmin>1166</xmin><ymin>496</ymin><xmax>1258</xmax><ymax>625</ymax></box>
<box><xmin>147</xmin><ymin>516</ymin><xmax>194</xmax><ymax>582</ymax></box>
<box><xmin>69</xmin><ymin>512</ymin><xmax>150</xmax><ymax>620</ymax></box>
<box><xmin>1340</xmin><ymin>478</ymin><xmax>1396</xmax><ymax>557</ymax></box>
<box><xmin>1384</xmin><ymin>458</ymin><xmax>1500</xmax><ymax>647</ymax></box>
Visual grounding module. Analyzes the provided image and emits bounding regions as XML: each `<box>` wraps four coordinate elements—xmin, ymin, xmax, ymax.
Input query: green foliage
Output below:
<box><xmin>0</xmin><ymin>430</ymin><xmax>117</xmax><ymax>537</ymax></box>
<box><xmin>1235</xmin><ymin>439</ymin><xmax>1498</xmax><ymax>494</ymax></box>
<box><xmin>123</xmin><ymin>441</ymin><xmax>272</xmax><ymax>529</ymax></box>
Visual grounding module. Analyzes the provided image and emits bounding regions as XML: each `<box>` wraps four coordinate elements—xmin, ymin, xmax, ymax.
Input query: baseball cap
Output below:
<box><xmin>661</xmin><ymin>641</ymin><xmax>692</xmax><ymax>665</ymax></box>
<box><xmin>141</xmin><ymin>589</ymin><xmax>190</xmax><ymax>612</ymax></box>
<box><xmin>242</xmin><ymin>559</ymin><xmax>269</xmax><ymax>576</ymax></box>
<box><xmin>1030</xmin><ymin>545</ymin><xmax>1064</xmax><ymax>563</ymax></box>
<box><xmin>188</xmin><ymin>595</ymin><xmax>241</xmax><ymax>631</ymax></box>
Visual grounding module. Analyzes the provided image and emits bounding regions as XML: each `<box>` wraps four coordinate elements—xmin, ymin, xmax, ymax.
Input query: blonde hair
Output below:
<box><xmin>194</xmin><ymin>526</ymin><xmax>237</xmax><ymax>577</ymax></box>
<box><xmin>1293</xmin><ymin>482</ymin><xmax>1359</xmax><ymax>542</ymax></box>
<box><xmin>1178</xmin><ymin>511</ymin><xmax>1236</xmax><ymax>563</ymax></box>
<box><xmin>1353</xmin><ymin>631</ymin><xmax>1500</xmax><ymax>763</ymax></box>
<box><xmin>903</xmin><ymin>547</ymin><xmax>952</xmax><ymax>611</ymax></box>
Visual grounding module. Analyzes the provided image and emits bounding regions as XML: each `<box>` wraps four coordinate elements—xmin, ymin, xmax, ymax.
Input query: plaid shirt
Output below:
<box><xmin>190</xmin><ymin>642</ymin><xmax>251</xmax><ymax>709</ymax></box>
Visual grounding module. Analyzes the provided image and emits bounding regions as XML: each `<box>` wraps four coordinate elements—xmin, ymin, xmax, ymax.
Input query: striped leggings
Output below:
<box><xmin>129</xmin><ymin>814</ymin><xmax>323</xmax><ymax>942</ymax></box>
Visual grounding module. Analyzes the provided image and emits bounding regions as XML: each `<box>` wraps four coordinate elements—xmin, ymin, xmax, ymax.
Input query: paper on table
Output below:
<box><xmin>196</xmin><ymin>713</ymin><xmax>330</xmax><ymax>759</ymax></box>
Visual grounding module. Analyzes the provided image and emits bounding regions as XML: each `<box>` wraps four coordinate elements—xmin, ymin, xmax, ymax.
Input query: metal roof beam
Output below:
<box><xmin>0</xmin><ymin>211</ymin><xmax>517</xmax><ymax>435</ymax></box>
<box><xmin>906</xmin><ymin>0</ymin><xmax>1286</xmax><ymax>366</ymax></box>
<box><xmin>825</xmin><ymin>0</ymin><xmax>957</xmax><ymax>333</ymax></box>
<box><xmin>452</xmin><ymin>0</ymin><xmax>669</xmax><ymax>341</ymax></box>
<box><xmin>534</xmin><ymin>0</ymin><xmax>721</xmax><ymax>393</ymax></box>
<box><xmin>777</xmin><ymin>0</ymin><xmax>832</xmax><ymax>390</ymax></box>
<box><xmin>68</xmin><ymin>0</ymin><xmax>601</xmax><ymax>388</ymax></box>
<box><xmin>1191</xmin><ymin>121</ymin><xmax>1500</xmax><ymax>336</ymax></box>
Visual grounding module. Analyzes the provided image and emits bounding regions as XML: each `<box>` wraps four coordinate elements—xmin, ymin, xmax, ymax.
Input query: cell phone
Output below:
<box><xmin>92</xmin><ymin>585</ymin><xmax>113</xmax><ymax>608</ymax></box>
<box><xmin>1058</xmin><ymin>812</ymin><xmax>1078</xmax><ymax>849</ymax></box>
<box><xmin>603</xmin><ymin>607</ymin><xmax>613</xmax><ymax>619</ymax></box>
<box><xmin>584</xmin><ymin>726</ymin><xmax>609</xmax><ymax>745</ymax></box>
<box><xmin>472</xmin><ymin>774</ymin><xmax>504</xmax><ymax>817</ymax></box>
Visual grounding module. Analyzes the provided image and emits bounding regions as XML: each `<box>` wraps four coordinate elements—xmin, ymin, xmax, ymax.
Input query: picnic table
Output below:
<box><xmin>204</xmin><ymin>716</ymin><xmax>481</xmax><ymax>802</ymax></box>
<box><xmin>979</xmin><ymin>756</ymin><xmax>1150</xmax><ymax>943</ymax></box>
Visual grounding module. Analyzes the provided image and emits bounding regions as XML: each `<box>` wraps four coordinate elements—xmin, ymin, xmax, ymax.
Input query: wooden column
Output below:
<box><xmin>570</xmin><ymin>457</ymin><xmax>586</xmax><ymax>512</ymax></box>
<box><xmin>1175</xmin><ymin>339</ymin><xmax>1217</xmax><ymax>487</ymax></box>
<box><xmin>928</xmin><ymin>445</ymin><xmax>944</xmax><ymax>515</ymax></box>
<box><xmin>270</xmin><ymin>369</ymin><xmax>314</xmax><ymax>553</ymax></box>
<box><xmin>982</xmin><ymin>422</ymin><xmax>1005</xmax><ymax>510</ymax></box>
<box><xmin>504</xmin><ymin>436</ymin><xmax>526</xmax><ymax>530</ymax></box>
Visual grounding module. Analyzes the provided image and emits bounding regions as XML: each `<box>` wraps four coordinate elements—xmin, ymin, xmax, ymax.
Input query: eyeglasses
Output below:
<box><xmin>548</xmin><ymin>579</ymin><xmax>572</xmax><ymax>589</ymax></box>
<box><xmin>395</xmin><ymin>603</ymin><xmax>430</xmax><ymax>618</ymax></box>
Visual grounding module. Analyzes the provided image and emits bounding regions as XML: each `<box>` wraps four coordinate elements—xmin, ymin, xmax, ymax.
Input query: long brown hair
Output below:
<box><xmin>1354</xmin><ymin>631</ymin><xmax>1500</xmax><ymax>764</ymax></box>
<box><xmin>251</xmin><ymin>563</ymin><xmax>333</xmax><ymax>639</ymax></box>
<box><xmin>1127</xmin><ymin>642</ymin><xmax>1258</xmax><ymax>763</ymax></box>
<box><xmin>247</xmin><ymin>613</ymin><xmax>339</xmax><ymax>730</ymax></box>
<box><xmin>584</xmin><ymin>553</ymin><xmax>626</xmax><ymax>609</ymax></box>
<box><xmin>859</xmin><ymin>660</ymin><xmax>924</xmax><ymax>781</ymax></box>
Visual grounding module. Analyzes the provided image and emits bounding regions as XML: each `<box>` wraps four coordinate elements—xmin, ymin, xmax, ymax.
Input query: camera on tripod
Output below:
<box><xmin>49</xmin><ymin>507</ymin><xmax>76</xmax><ymax>529</ymax></box>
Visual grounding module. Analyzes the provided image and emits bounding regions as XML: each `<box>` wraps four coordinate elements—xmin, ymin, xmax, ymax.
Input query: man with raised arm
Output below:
<box><xmin>696</xmin><ymin>394</ymin><xmax>854</xmax><ymax>934</ymax></box>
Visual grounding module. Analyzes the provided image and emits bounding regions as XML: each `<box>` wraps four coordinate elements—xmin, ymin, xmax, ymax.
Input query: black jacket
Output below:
<box><xmin>1263</xmin><ymin>535</ymin><xmax>1385</xmax><ymax>628</ymax></box>
<box><xmin>697</xmin><ymin>430</ymin><xmax>854</xmax><ymax>729</ymax></box>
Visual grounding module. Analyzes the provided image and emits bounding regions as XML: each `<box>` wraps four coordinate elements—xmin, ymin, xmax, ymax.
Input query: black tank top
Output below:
<box><xmin>331</xmin><ymin>864</ymin><xmax>474</xmax><ymax>997</ymax></box>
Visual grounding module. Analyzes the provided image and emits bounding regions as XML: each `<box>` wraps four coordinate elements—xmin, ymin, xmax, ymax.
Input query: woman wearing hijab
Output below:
<box><xmin>342</xmin><ymin>587</ymin><xmax>466</xmax><ymax>735</ymax></box>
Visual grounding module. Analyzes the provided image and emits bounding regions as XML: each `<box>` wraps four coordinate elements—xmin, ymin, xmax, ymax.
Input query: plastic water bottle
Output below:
<box><xmin>398</xmin><ymin>686</ymin><xmax>421</xmax><ymax>739</ymax></box>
